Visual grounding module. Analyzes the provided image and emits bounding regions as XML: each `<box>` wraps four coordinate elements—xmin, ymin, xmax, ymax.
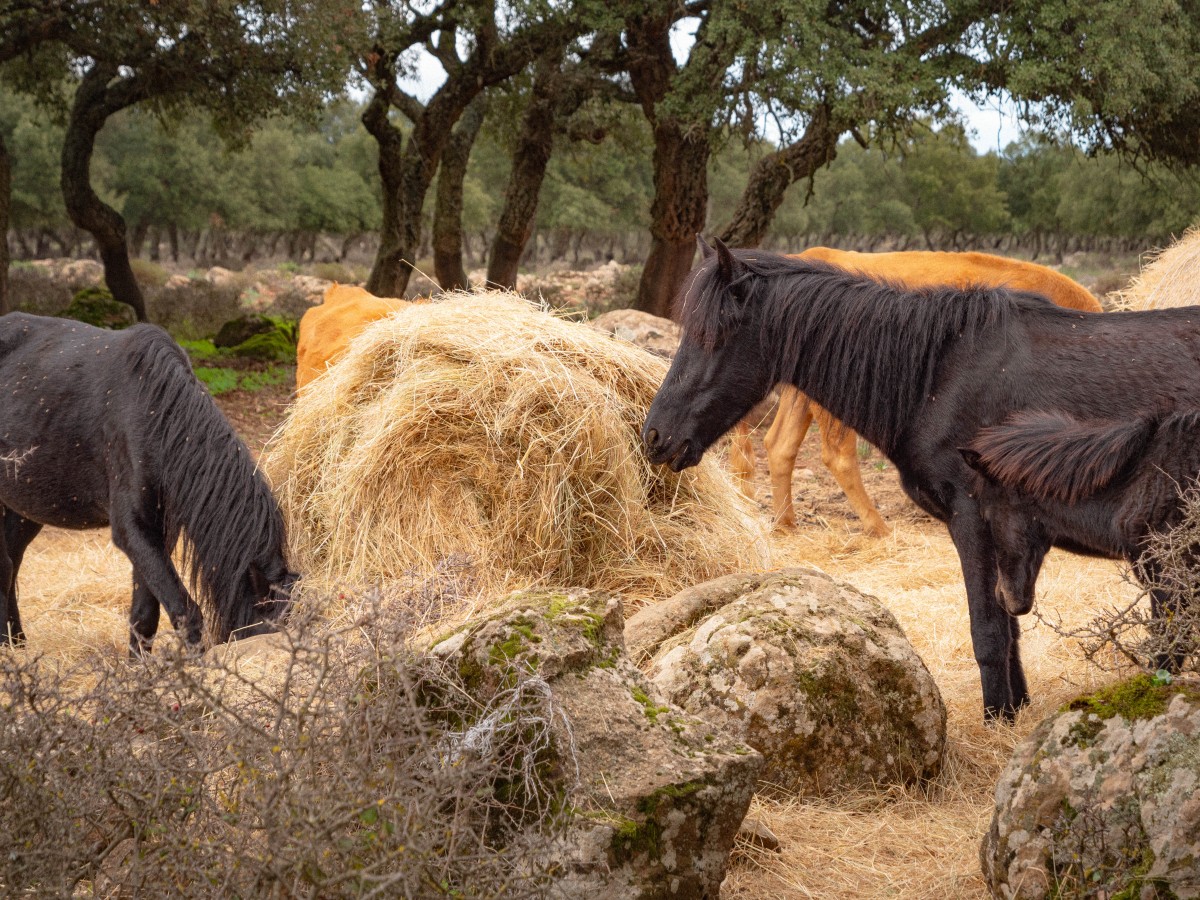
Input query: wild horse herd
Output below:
<box><xmin>0</xmin><ymin>239</ymin><xmax>1196</xmax><ymax>723</ymax></box>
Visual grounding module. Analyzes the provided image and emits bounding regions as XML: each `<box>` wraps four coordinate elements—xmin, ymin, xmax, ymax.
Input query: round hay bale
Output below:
<box><xmin>1119</xmin><ymin>227</ymin><xmax>1200</xmax><ymax>310</ymax></box>
<box><xmin>263</xmin><ymin>291</ymin><xmax>768</xmax><ymax>604</ymax></box>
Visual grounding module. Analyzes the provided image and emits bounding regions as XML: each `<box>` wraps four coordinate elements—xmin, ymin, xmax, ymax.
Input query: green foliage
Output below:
<box><xmin>178</xmin><ymin>338</ymin><xmax>220</xmax><ymax>361</ymax></box>
<box><xmin>193</xmin><ymin>364</ymin><xmax>290</xmax><ymax>396</ymax></box>
<box><xmin>193</xmin><ymin>365</ymin><xmax>242</xmax><ymax>395</ymax></box>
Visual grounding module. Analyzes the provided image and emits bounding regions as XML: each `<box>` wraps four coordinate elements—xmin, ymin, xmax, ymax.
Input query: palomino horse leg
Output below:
<box><xmin>814</xmin><ymin>408</ymin><xmax>888</xmax><ymax>537</ymax></box>
<box><xmin>728</xmin><ymin>420</ymin><xmax>756</xmax><ymax>493</ymax></box>
<box><xmin>762</xmin><ymin>386</ymin><xmax>813</xmax><ymax>529</ymax></box>
<box><xmin>948</xmin><ymin>502</ymin><xmax>1022</xmax><ymax>721</ymax></box>
<box><xmin>0</xmin><ymin>510</ymin><xmax>41</xmax><ymax>646</ymax></box>
<box><xmin>110</xmin><ymin>508</ymin><xmax>204</xmax><ymax>649</ymax></box>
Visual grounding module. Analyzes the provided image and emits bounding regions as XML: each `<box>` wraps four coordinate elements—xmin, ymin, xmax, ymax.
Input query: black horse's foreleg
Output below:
<box><xmin>110</xmin><ymin>510</ymin><xmax>204</xmax><ymax>648</ymax></box>
<box><xmin>0</xmin><ymin>510</ymin><xmax>42</xmax><ymax>646</ymax></box>
<box><xmin>1134</xmin><ymin>554</ymin><xmax>1190</xmax><ymax>672</ymax></box>
<box><xmin>128</xmin><ymin>576</ymin><xmax>161</xmax><ymax>656</ymax></box>
<box><xmin>949</xmin><ymin>505</ymin><xmax>1023</xmax><ymax>721</ymax></box>
<box><xmin>1007</xmin><ymin>615</ymin><xmax>1030</xmax><ymax>710</ymax></box>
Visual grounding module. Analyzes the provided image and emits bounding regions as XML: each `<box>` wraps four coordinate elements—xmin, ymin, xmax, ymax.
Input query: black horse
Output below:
<box><xmin>962</xmin><ymin>408</ymin><xmax>1200</xmax><ymax>668</ymax></box>
<box><xmin>0</xmin><ymin>313</ymin><xmax>295</xmax><ymax>652</ymax></box>
<box><xmin>642</xmin><ymin>237</ymin><xmax>1200</xmax><ymax>720</ymax></box>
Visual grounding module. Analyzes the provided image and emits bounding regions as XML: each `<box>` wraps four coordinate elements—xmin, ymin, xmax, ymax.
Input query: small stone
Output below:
<box><xmin>737</xmin><ymin>816</ymin><xmax>782</xmax><ymax>853</ymax></box>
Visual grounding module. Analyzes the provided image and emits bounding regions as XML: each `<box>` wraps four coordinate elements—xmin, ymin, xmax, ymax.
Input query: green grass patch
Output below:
<box><xmin>194</xmin><ymin>364</ymin><xmax>290</xmax><ymax>396</ymax></box>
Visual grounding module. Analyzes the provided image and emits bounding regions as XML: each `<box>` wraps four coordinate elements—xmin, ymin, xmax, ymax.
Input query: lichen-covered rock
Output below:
<box><xmin>428</xmin><ymin>588</ymin><xmax>764</xmax><ymax>899</ymax></box>
<box><xmin>590</xmin><ymin>309</ymin><xmax>680</xmax><ymax>360</ymax></box>
<box><xmin>629</xmin><ymin>568</ymin><xmax>946</xmax><ymax>796</ymax></box>
<box><xmin>982</xmin><ymin>675</ymin><xmax>1200</xmax><ymax>899</ymax></box>
<box><xmin>58</xmin><ymin>258</ymin><xmax>105</xmax><ymax>289</ymax></box>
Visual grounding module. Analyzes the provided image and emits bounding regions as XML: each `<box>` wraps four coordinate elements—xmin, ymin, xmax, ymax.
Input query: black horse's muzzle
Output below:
<box><xmin>642</xmin><ymin>425</ymin><xmax>700</xmax><ymax>471</ymax></box>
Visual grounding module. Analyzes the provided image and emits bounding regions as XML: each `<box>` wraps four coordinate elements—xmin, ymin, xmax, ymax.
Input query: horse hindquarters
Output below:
<box><xmin>0</xmin><ymin>511</ymin><xmax>41</xmax><ymax>645</ymax></box>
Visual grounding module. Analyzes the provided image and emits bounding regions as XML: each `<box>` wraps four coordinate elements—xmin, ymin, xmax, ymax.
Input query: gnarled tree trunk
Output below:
<box><xmin>717</xmin><ymin>106</ymin><xmax>842</xmax><ymax>249</ymax></box>
<box><xmin>486</xmin><ymin>56</ymin><xmax>562</xmax><ymax>290</ymax></box>
<box><xmin>432</xmin><ymin>95</ymin><xmax>487</xmax><ymax>291</ymax></box>
<box><xmin>362</xmin><ymin>85</ymin><xmax>409</xmax><ymax>298</ymax></box>
<box><xmin>61</xmin><ymin>64</ymin><xmax>147</xmax><ymax>321</ymax></box>
<box><xmin>637</xmin><ymin>122</ymin><xmax>709</xmax><ymax>318</ymax></box>
<box><xmin>0</xmin><ymin>130</ymin><xmax>10</xmax><ymax>315</ymax></box>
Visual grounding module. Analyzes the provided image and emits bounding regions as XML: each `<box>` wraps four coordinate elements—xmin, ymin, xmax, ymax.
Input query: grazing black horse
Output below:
<box><xmin>963</xmin><ymin>409</ymin><xmax>1200</xmax><ymax>668</ymax></box>
<box><xmin>642</xmin><ymin>237</ymin><xmax>1200</xmax><ymax>720</ymax></box>
<box><xmin>0</xmin><ymin>313</ymin><xmax>295</xmax><ymax>652</ymax></box>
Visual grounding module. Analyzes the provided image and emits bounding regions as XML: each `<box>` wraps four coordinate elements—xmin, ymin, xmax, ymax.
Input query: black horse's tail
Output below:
<box><xmin>969</xmin><ymin>410</ymin><xmax>1157</xmax><ymax>504</ymax></box>
<box><xmin>128</xmin><ymin>330</ymin><xmax>288</xmax><ymax>641</ymax></box>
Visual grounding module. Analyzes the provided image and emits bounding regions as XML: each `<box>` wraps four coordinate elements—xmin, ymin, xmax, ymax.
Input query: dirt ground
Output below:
<box><xmin>13</xmin><ymin>378</ymin><xmax>1137</xmax><ymax>898</ymax></box>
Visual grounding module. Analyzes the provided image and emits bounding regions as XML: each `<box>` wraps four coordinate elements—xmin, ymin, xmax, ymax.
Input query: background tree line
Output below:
<box><xmin>3</xmin><ymin>0</ymin><xmax>1200</xmax><ymax>319</ymax></box>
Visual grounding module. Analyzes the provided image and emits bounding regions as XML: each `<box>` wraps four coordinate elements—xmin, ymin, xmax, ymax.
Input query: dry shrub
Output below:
<box><xmin>264</xmin><ymin>291</ymin><xmax>767</xmax><ymax>606</ymax></box>
<box><xmin>1035</xmin><ymin>484</ymin><xmax>1200</xmax><ymax>675</ymax></box>
<box><xmin>1116</xmin><ymin>227</ymin><xmax>1200</xmax><ymax>310</ymax></box>
<box><xmin>0</xmin><ymin>597</ymin><xmax>566</xmax><ymax>898</ymax></box>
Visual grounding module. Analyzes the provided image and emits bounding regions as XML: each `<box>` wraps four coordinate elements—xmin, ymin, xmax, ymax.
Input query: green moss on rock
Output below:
<box><xmin>1062</xmin><ymin>675</ymin><xmax>1200</xmax><ymax>747</ymax></box>
<box><xmin>58</xmin><ymin>287</ymin><xmax>137</xmax><ymax>329</ymax></box>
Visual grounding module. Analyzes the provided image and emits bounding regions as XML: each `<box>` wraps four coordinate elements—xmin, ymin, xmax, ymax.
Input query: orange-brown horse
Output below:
<box><xmin>727</xmin><ymin>249</ymin><xmax>1101</xmax><ymax>535</ymax></box>
<box><xmin>295</xmin><ymin>284</ymin><xmax>416</xmax><ymax>393</ymax></box>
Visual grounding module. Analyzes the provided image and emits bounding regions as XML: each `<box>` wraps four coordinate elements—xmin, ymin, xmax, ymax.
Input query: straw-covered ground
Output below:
<box><xmin>10</xmin><ymin>402</ymin><xmax>1138</xmax><ymax>898</ymax></box>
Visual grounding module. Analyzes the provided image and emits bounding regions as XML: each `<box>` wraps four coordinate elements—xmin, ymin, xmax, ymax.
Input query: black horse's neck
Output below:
<box><xmin>131</xmin><ymin>335</ymin><xmax>285</xmax><ymax>636</ymax></box>
<box><xmin>753</xmin><ymin>261</ymin><xmax>1012</xmax><ymax>453</ymax></box>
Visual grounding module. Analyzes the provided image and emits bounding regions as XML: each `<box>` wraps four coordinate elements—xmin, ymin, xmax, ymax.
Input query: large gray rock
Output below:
<box><xmin>428</xmin><ymin>588</ymin><xmax>763</xmax><ymax>899</ymax></box>
<box><xmin>982</xmin><ymin>675</ymin><xmax>1200</xmax><ymax>899</ymax></box>
<box><xmin>590</xmin><ymin>308</ymin><xmax>680</xmax><ymax>360</ymax></box>
<box><xmin>628</xmin><ymin>568</ymin><xmax>946</xmax><ymax>796</ymax></box>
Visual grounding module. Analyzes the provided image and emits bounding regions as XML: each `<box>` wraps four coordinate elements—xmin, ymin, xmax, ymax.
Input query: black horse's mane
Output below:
<box><xmin>130</xmin><ymin>334</ymin><xmax>286</xmax><ymax>640</ymax></box>
<box><xmin>678</xmin><ymin>249</ymin><xmax>1029</xmax><ymax>452</ymax></box>
<box><xmin>968</xmin><ymin>410</ymin><xmax>1200</xmax><ymax>504</ymax></box>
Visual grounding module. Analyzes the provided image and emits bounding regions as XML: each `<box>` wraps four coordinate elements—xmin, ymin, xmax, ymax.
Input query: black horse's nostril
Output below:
<box><xmin>645</xmin><ymin>427</ymin><xmax>659</xmax><ymax>448</ymax></box>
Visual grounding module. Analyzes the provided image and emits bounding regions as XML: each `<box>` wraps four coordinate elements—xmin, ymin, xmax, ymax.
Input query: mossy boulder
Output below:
<box><xmin>58</xmin><ymin>287</ymin><xmax>137</xmax><ymax>329</ymax></box>
<box><xmin>981</xmin><ymin>675</ymin><xmax>1200</xmax><ymax>899</ymax></box>
<box><xmin>426</xmin><ymin>588</ymin><xmax>763</xmax><ymax>899</ymax></box>
<box><xmin>213</xmin><ymin>313</ymin><xmax>276</xmax><ymax>348</ymax></box>
<box><xmin>627</xmin><ymin>568</ymin><xmax>947</xmax><ymax>796</ymax></box>
<box><xmin>231</xmin><ymin>329</ymin><xmax>296</xmax><ymax>363</ymax></box>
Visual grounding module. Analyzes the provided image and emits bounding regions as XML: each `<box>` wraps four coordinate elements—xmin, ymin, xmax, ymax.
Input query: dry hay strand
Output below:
<box><xmin>1117</xmin><ymin>226</ymin><xmax>1200</xmax><ymax>310</ymax></box>
<box><xmin>264</xmin><ymin>291</ymin><xmax>767</xmax><ymax>607</ymax></box>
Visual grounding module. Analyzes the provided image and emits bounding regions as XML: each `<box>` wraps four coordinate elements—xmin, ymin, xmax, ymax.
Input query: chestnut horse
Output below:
<box><xmin>642</xmin><ymin>239</ymin><xmax>1200</xmax><ymax>720</ymax></box>
<box><xmin>727</xmin><ymin>248</ymin><xmax>1100</xmax><ymax>536</ymax></box>
<box><xmin>296</xmin><ymin>284</ymin><xmax>414</xmax><ymax>393</ymax></box>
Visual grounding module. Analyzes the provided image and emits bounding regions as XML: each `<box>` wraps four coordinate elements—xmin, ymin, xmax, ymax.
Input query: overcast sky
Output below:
<box><xmin>396</xmin><ymin>35</ymin><xmax>1029</xmax><ymax>154</ymax></box>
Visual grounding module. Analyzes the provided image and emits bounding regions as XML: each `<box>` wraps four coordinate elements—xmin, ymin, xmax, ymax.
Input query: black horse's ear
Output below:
<box><xmin>713</xmin><ymin>236</ymin><xmax>736</xmax><ymax>285</ymax></box>
<box><xmin>697</xmin><ymin>234</ymin><xmax>715</xmax><ymax>259</ymax></box>
<box><xmin>959</xmin><ymin>447</ymin><xmax>986</xmax><ymax>472</ymax></box>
